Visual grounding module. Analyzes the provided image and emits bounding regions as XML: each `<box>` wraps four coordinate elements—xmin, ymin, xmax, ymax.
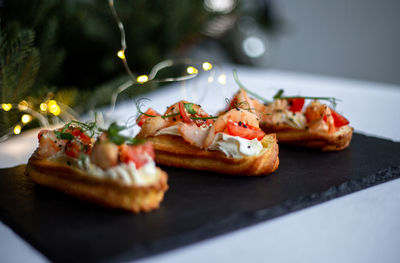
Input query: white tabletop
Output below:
<box><xmin>1</xmin><ymin>66</ymin><xmax>400</xmax><ymax>263</ymax></box>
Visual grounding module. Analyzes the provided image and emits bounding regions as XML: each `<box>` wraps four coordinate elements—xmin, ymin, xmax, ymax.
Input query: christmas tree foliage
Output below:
<box><xmin>0</xmin><ymin>0</ymin><xmax>278</xmax><ymax>137</ymax></box>
<box><xmin>0</xmin><ymin>26</ymin><xmax>40</xmax><ymax>132</ymax></box>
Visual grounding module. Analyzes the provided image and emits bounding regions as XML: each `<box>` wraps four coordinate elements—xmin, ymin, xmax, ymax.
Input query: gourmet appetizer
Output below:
<box><xmin>25</xmin><ymin>121</ymin><xmax>168</xmax><ymax>213</ymax></box>
<box><xmin>231</xmin><ymin>71</ymin><xmax>353</xmax><ymax>151</ymax></box>
<box><xmin>136</xmin><ymin>100</ymin><xmax>279</xmax><ymax>176</ymax></box>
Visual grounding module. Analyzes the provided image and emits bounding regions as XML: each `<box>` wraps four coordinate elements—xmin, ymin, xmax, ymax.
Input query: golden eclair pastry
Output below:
<box><xmin>228</xmin><ymin>75</ymin><xmax>353</xmax><ymax>151</ymax></box>
<box><xmin>136</xmin><ymin>101</ymin><xmax>279</xmax><ymax>176</ymax></box>
<box><xmin>25</xmin><ymin>122</ymin><xmax>168</xmax><ymax>213</ymax></box>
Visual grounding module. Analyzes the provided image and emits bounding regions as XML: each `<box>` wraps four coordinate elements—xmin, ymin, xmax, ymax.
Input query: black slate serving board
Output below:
<box><xmin>1</xmin><ymin>133</ymin><xmax>400</xmax><ymax>263</ymax></box>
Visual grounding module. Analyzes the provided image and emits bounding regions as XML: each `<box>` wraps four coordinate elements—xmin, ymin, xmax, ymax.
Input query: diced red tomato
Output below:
<box><xmin>288</xmin><ymin>98</ymin><xmax>305</xmax><ymax>112</ymax></box>
<box><xmin>226</xmin><ymin>121</ymin><xmax>265</xmax><ymax>141</ymax></box>
<box><xmin>65</xmin><ymin>141</ymin><xmax>82</xmax><ymax>158</ymax></box>
<box><xmin>119</xmin><ymin>142</ymin><xmax>155</xmax><ymax>169</ymax></box>
<box><xmin>178</xmin><ymin>101</ymin><xmax>193</xmax><ymax>124</ymax></box>
<box><xmin>137</xmin><ymin>108</ymin><xmax>160</xmax><ymax>127</ymax></box>
<box><xmin>70</xmin><ymin>128</ymin><xmax>91</xmax><ymax>144</ymax></box>
<box><xmin>330</xmin><ymin>108</ymin><xmax>349</xmax><ymax>127</ymax></box>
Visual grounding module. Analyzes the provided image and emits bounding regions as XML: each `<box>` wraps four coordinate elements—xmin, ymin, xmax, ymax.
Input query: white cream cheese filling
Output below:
<box><xmin>50</xmin><ymin>154</ymin><xmax>159</xmax><ymax>186</ymax></box>
<box><xmin>207</xmin><ymin>133</ymin><xmax>263</xmax><ymax>159</ymax></box>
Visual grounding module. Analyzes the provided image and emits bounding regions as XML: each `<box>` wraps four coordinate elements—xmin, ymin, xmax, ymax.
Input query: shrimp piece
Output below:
<box><xmin>165</xmin><ymin>100</ymin><xmax>212</xmax><ymax>127</ymax></box>
<box><xmin>305</xmin><ymin>101</ymin><xmax>336</xmax><ymax>133</ymax></box>
<box><xmin>260</xmin><ymin>99</ymin><xmax>289</xmax><ymax>126</ymax></box>
<box><xmin>179</xmin><ymin>123</ymin><xmax>210</xmax><ymax>148</ymax></box>
<box><xmin>203</xmin><ymin>108</ymin><xmax>259</xmax><ymax>148</ymax></box>
<box><xmin>229</xmin><ymin>90</ymin><xmax>265</xmax><ymax>116</ymax></box>
<box><xmin>37</xmin><ymin>130</ymin><xmax>66</xmax><ymax>158</ymax></box>
<box><xmin>138</xmin><ymin>116</ymin><xmax>170</xmax><ymax>137</ymax></box>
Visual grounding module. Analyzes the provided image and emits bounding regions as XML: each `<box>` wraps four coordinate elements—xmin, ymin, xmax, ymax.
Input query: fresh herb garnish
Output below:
<box><xmin>183</xmin><ymin>103</ymin><xmax>197</xmax><ymax>115</ymax></box>
<box><xmin>54</xmin><ymin>130</ymin><xmax>74</xmax><ymax>140</ymax></box>
<box><xmin>233</xmin><ymin>69</ymin><xmax>272</xmax><ymax>104</ymax></box>
<box><xmin>136</xmin><ymin>99</ymin><xmax>218</xmax><ymax>121</ymax></box>
<box><xmin>99</xmin><ymin>122</ymin><xmax>144</xmax><ymax>145</ymax></box>
<box><xmin>233</xmin><ymin>69</ymin><xmax>339</xmax><ymax>108</ymax></box>
<box><xmin>273</xmin><ymin>89</ymin><xmax>338</xmax><ymax>108</ymax></box>
<box><xmin>61</xmin><ymin>119</ymin><xmax>99</xmax><ymax>137</ymax></box>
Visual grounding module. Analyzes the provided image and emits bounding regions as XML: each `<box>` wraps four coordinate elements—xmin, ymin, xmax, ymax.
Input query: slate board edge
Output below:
<box><xmin>111</xmin><ymin>165</ymin><xmax>400</xmax><ymax>262</ymax></box>
<box><xmin>1</xmin><ymin>167</ymin><xmax>400</xmax><ymax>262</ymax></box>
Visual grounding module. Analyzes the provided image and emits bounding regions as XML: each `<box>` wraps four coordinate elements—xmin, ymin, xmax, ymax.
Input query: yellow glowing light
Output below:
<box><xmin>2</xmin><ymin>103</ymin><xmax>12</xmax><ymax>111</ymax></box>
<box><xmin>18</xmin><ymin>100</ymin><xmax>29</xmax><ymax>111</ymax></box>
<box><xmin>137</xmin><ymin>75</ymin><xmax>149</xmax><ymax>84</ymax></box>
<box><xmin>218</xmin><ymin>74</ymin><xmax>227</xmax><ymax>85</ymax></box>
<box><xmin>53</xmin><ymin>106</ymin><xmax>61</xmax><ymax>116</ymax></box>
<box><xmin>117</xmin><ymin>50</ymin><xmax>125</xmax><ymax>59</ymax></box>
<box><xmin>47</xmin><ymin>100</ymin><xmax>61</xmax><ymax>115</ymax></box>
<box><xmin>21</xmin><ymin>114</ymin><xmax>32</xmax><ymax>124</ymax></box>
<box><xmin>208</xmin><ymin>76</ymin><xmax>214</xmax><ymax>83</ymax></box>
<box><xmin>187</xmin><ymin>66</ymin><xmax>198</xmax><ymax>75</ymax></box>
<box><xmin>40</xmin><ymin>103</ymin><xmax>48</xmax><ymax>112</ymax></box>
<box><xmin>14</xmin><ymin>125</ymin><xmax>21</xmax><ymax>135</ymax></box>
<box><xmin>202</xmin><ymin>62</ymin><xmax>213</xmax><ymax>71</ymax></box>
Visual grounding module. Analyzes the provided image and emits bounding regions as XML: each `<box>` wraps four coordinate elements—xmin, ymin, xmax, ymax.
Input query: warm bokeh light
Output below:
<box><xmin>48</xmin><ymin>100</ymin><xmax>61</xmax><ymax>116</ymax></box>
<box><xmin>117</xmin><ymin>50</ymin><xmax>125</xmax><ymax>59</ymax></box>
<box><xmin>21</xmin><ymin>114</ymin><xmax>32</xmax><ymax>124</ymax></box>
<box><xmin>53</xmin><ymin>106</ymin><xmax>61</xmax><ymax>116</ymax></box>
<box><xmin>18</xmin><ymin>100</ymin><xmax>29</xmax><ymax>111</ymax></box>
<box><xmin>218</xmin><ymin>74</ymin><xmax>227</xmax><ymax>84</ymax></box>
<box><xmin>187</xmin><ymin>66</ymin><xmax>198</xmax><ymax>75</ymax></box>
<box><xmin>2</xmin><ymin>103</ymin><xmax>12</xmax><ymax>111</ymax></box>
<box><xmin>40</xmin><ymin>103</ymin><xmax>48</xmax><ymax>112</ymax></box>
<box><xmin>208</xmin><ymin>76</ymin><xmax>214</xmax><ymax>83</ymax></box>
<box><xmin>202</xmin><ymin>62</ymin><xmax>213</xmax><ymax>71</ymax></box>
<box><xmin>14</xmin><ymin>125</ymin><xmax>21</xmax><ymax>135</ymax></box>
<box><xmin>137</xmin><ymin>75</ymin><xmax>149</xmax><ymax>83</ymax></box>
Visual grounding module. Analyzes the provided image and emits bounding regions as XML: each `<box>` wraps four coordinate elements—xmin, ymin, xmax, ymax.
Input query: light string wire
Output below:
<box><xmin>106</xmin><ymin>0</ymin><xmax>227</xmax><ymax>117</ymax></box>
<box><xmin>1</xmin><ymin>0</ymin><xmax>226</xmax><ymax>141</ymax></box>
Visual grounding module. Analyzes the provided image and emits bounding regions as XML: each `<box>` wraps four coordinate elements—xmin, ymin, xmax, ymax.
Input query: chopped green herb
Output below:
<box><xmin>184</xmin><ymin>103</ymin><xmax>197</xmax><ymax>115</ymax></box>
<box><xmin>54</xmin><ymin>130</ymin><xmax>74</xmax><ymax>140</ymax></box>
<box><xmin>99</xmin><ymin>122</ymin><xmax>144</xmax><ymax>146</ymax></box>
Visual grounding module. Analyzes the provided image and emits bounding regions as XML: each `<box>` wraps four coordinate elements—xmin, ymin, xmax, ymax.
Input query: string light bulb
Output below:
<box><xmin>137</xmin><ymin>75</ymin><xmax>149</xmax><ymax>84</ymax></box>
<box><xmin>202</xmin><ymin>62</ymin><xmax>213</xmax><ymax>71</ymax></box>
<box><xmin>2</xmin><ymin>103</ymin><xmax>12</xmax><ymax>111</ymax></box>
<box><xmin>187</xmin><ymin>66</ymin><xmax>198</xmax><ymax>75</ymax></box>
<box><xmin>14</xmin><ymin>125</ymin><xmax>21</xmax><ymax>135</ymax></box>
<box><xmin>48</xmin><ymin>100</ymin><xmax>61</xmax><ymax>116</ymax></box>
<box><xmin>40</xmin><ymin>103</ymin><xmax>48</xmax><ymax>112</ymax></box>
<box><xmin>18</xmin><ymin>100</ymin><xmax>29</xmax><ymax>111</ymax></box>
<box><xmin>21</xmin><ymin>114</ymin><xmax>32</xmax><ymax>124</ymax></box>
<box><xmin>117</xmin><ymin>50</ymin><xmax>125</xmax><ymax>60</ymax></box>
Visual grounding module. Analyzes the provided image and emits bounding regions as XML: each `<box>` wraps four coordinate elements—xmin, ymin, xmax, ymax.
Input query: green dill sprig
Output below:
<box><xmin>55</xmin><ymin>119</ymin><xmax>99</xmax><ymax>140</ymax></box>
<box><xmin>233</xmin><ymin>69</ymin><xmax>272</xmax><ymax>104</ymax></box>
<box><xmin>233</xmin><ymin>70</ymin><xmax>339</xmax><ymax>108</ymax></box>
<box><xmin>273</xmin><ymin>89</ymin><xmax>339</xmax><ymax>108</ymax></box>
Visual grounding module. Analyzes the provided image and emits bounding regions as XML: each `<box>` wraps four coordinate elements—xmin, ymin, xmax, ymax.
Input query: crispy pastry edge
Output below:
<box><xmin>25</xmin><ymin>156</ymin><xmax>168</xmax><ymax>213</ymax></box>
<box><xmin>261</xmin><ymin>125</ymin><xmax>353</xmax><ymax>151</ymax></box>
<box><xmin>139</xmin><ymin>134</ymin><xmax>279</xmax><ymax>176</ymax></box>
